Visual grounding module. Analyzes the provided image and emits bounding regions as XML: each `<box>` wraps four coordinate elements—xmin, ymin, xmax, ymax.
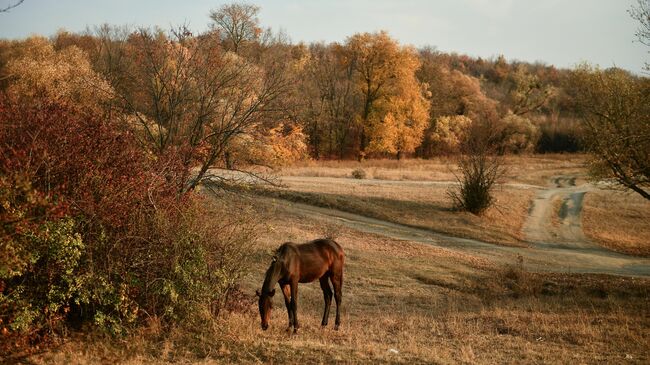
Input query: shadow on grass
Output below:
<box><xmin>239</xmin><ymin>185</ymin><xmax>524</xmax><ymax>247</ymax></box>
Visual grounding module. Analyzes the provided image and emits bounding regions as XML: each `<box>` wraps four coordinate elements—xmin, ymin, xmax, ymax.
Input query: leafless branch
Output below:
<box><xmin>0</xmin><ymin>0</ymin><xmax>23</xmax><ymax>13</ymax></box>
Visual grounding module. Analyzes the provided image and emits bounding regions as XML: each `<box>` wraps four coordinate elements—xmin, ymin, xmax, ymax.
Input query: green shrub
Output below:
<box><xmin>1</xmin><ymin>219</ymin><xmax>83</xmax><ymax>334</ymax></box>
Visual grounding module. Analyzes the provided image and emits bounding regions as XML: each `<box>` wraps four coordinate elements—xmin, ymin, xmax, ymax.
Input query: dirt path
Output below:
<box><xmin>523</xmin><ymin>176</ymin><xmax>593</xmax><ymax>248</ymax></box>
<box><xmin>272</xmin><ymin>175</ymin><xmax>650</xmax><ymax>278</ymax></box>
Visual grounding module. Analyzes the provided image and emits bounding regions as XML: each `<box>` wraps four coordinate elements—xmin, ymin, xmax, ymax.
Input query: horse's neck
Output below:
<box><xmin>262</xmin><ymin>261</ymin><xmax>283</xmax><ymax>292</ymax></box>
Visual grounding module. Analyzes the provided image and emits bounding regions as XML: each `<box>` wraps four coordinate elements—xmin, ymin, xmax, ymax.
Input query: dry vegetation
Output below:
<box><xmin>583</xmin><ymin>190</ymin><xmax>650</xmax><ymax>256</ymax></box>
<box><xmin>269</xmin><ymin>155</ymin><xmax>590</xmax><ymax>247</ymax></box>
<box><xmin>2</xmin><ymin>0</ymin><xmax>649</xmax><ymax>361</ymax></box>
<box><xmin>281</xmin><ymin>154</ymin><xmax>588</xmax><ymax>186</ymax></box>
<box><xmin>257</xmin><ymin>177</ymin><xmax>532</xmax><ymax>247</ymax></box>
<box><xmin>12</xmin><ymin>155</ymin><xmax>650</xmax><ymax>364</ymax></box>
<box><xmin>23</xmin><ymin>210</ymin><xmax>650</xmax><ymax>364</ymax></box>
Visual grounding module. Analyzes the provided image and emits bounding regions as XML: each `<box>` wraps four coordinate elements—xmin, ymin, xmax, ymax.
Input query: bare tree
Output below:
<box><xmin>630</xmin><ymin>0</ymin><xmax>650</xmax><ymax>71</ymax></box>
<box><xmin>302</xmin><ymin>43</ymin><xmax>358</xmax><ymax>159</ymax></box>
<box><xmin>116</xmin><ymin>27</ymin><xmax>290</xmax><ymax>192</ymax></box>
<box><xmin>209</xmin><ymin>3</ymin><xmax>261</xmax><ymax>54</ymax></box>
<box><xmin>0</xmin><ymin>0</ymin><xmax>23</xmax><ymax>13</ymax></box>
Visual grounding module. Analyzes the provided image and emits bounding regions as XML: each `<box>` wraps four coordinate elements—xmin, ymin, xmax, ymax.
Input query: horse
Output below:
<box><xmin>256</xmin><ymin>238</ymin><xmax>344</xmax><ymax>333</ymax></box>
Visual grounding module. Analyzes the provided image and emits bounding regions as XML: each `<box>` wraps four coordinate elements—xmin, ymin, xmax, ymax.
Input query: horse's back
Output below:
<box><xmin>279</xmin><ymin>239</ymin><xmax>343</xmax><ymax>282</ymax></box>
<box><xmin>299</xmin><ymin>238</ymin><xmax>344</xmax><ymax>262</ymax></box>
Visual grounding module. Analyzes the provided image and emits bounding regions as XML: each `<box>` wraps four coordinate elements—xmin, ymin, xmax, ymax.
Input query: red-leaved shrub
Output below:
<box><xmin>1</xmin><ymin>97</ymin><xmax>256</xmax><ymax>350</ymax></box>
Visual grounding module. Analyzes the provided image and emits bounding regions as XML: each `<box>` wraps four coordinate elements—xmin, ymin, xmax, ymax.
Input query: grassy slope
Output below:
<box><xmin>22</xmin><ymin>155</ymin><xmax>650</xmax><ymax>364</ymax></box>
<box><xmin>28</xmin><ymin>211</ymin><xmax>650</xmax><ymax>364</ymax></box>
<box><xmin>583</xmin><ymin>190</ymin><xmax>650</xmax><ymax>256</ymax></box>
<box><xmin>251</xmin><ymin>182</ymin><xmax>533</xmax><ymax>247</ymax></box>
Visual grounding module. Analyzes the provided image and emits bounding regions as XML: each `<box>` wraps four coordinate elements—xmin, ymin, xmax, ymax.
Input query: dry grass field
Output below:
<box><xmin>281</xmin><ymin>154</ymin><xmax>588</xmax><ymax>186</ymax></box>
<box><xmin>19</xmin><ymin>155</ymin><xmax>650</xmax><ymax>364</ymax></box>
<box><xmin>26</xmin><ymin>211</ymin><xmax>650</xmax><ymax>364</ymax></box>
<box><xmin>583</xmin><ymin>190</ymin><xmax>650</xmax><ymax>256</ymax></box>
<box><xmin>258</xmin><ymin>178</ymin><xmax>533</xmax><ymax>247</ymax></box>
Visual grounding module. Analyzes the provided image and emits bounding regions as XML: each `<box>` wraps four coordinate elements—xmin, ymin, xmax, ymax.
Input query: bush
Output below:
<box><xmin>448</xmin><ymin>149</ymin><xmax>503</xmax><ymax>215</ymax></box>
<box><xmin>497</xmin><ymin>113</ymin><xmax>540</xmax><ymax>154</ymax></box>
<box><xmin>0</xmin><ymin>97</ymin><xmax>258</xmax><ymax>348</ymax></box>
<box><xmin>351</xmin><ymin>168</ymin><xmax>367</xmax><ymax>179</ymax></box>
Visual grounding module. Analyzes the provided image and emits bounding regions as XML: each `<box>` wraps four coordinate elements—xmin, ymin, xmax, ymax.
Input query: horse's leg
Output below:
<box><xmin>331</xmin><ymin>268</ymin><xmax>343</xmax><ymax>330</ymax></box>
<box><xmin>290</xmin><ymin>280</ymin><xmax>299</xmax><ymax>333</ymax></box>
<box><xmin>281</xmin><ymin>283</ymin><xmax>293</xmax><ymax>330</ymax></box>
<box><xmin>319</xmin><ymin>276</ymin><xmax>333</xmax><ymax>327</ymax></box>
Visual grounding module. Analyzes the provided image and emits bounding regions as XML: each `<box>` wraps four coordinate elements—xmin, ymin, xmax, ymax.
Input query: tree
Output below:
<box><xmin>630</xmin><ymin>0</ymin><xmax>650</xmax><ymax>71</ymax></box>
<box><xmin>301</xmin><ymin>43</ymin><xmax>358</xmax><ymax>159</ymax></box>
<box><xmin>209</xmin><ymin>3</ymin><xmax>261</xmax><ymax>54</ymax></box>
<box><xmin>345</xmin><ymin>31</ymin><xmax>429</xmax><ymax>160</ymax></box>
<box><xmin>417</xmin><ymin>49</ymin><xmax>498</xmax><ymax>157</ymax></box>
<box><xmin>3</xmin><ymin>36</ymin><xmax>114</xmax><ymax>112</ymax></box>
<box><xmin>569</xmin><ymin>65</ymin><xmax>650</xmax><ymax>200</ymax></box>
<box><xmin>496</xmin><ymin>112</ymin><xmax>540</xmax><ymax>154</ymax></box>
<box><xmin>427</xmin><ymin>115</ymin><xmax>473</xmax><ymax>155</ymax></box>
<box><xmin>118</xmin><ymin>27</ymin><xmax>290</xmax><ymax>191</ymax></box>
<box><xmin>506</xmin><ymin>64</ymin><xmax>556</xmax><ymax>116</ymax></box>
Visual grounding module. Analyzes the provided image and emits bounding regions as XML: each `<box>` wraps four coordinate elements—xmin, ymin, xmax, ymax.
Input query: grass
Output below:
<box><xmin>281</xmin><ymin>154</ymin><xmax>589</xmax><ymax>186</ymax></box>
<box><xmin>252</xmin><ymin>177</ymin><xmax>534</xmax><ymax>247</ymax></box>
<box><xmin>24</xmin><ymin>211</ymin><xmax>650</xmax><ymax>364</ymax></box>
<box><xmin>582</xmin><ymin>190</ymin><xmax>650</xmax><ymax>256</ymax></box>
<box><xmin>16</xmin><ymin>155</ymin><xmax>650</xmax><ymax>364</ymax></box>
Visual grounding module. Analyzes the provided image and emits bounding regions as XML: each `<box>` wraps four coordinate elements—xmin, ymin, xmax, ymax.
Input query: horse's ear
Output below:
<box><xmin>269</xmin><ymin>289</ymin><xmax>276</xmax><ymax>297</ymax></box>
<box><xmin>255</xmin><ymin>289</ymin><xmax>261</xmax><ymax>297</ymax></box>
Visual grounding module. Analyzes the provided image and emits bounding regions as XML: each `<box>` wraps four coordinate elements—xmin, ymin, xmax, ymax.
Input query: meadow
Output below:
<box><xmin>22</xmin><ymin>155</ymin><xmax>650</xmax><ymax>364</ymax></box>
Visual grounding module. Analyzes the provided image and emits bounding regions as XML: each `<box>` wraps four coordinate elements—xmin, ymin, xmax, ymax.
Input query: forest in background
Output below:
<box><xmin>0</xmin><ymin>3</ymin><xmax>598</xmax><ymax>167</ymax></box>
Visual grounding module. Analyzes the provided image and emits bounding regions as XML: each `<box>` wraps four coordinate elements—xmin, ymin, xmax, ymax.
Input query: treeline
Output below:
<box><xmin>0</xmin><ymin>4</ymin><xmax>599</xmax><ymax>165</ymax></box>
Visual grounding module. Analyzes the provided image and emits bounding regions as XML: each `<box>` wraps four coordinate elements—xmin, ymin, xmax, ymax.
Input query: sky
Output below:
<box><xmin>0</xmin><ymin>0</ymin><xmax>647</xmax><ymax>73</ymax></box>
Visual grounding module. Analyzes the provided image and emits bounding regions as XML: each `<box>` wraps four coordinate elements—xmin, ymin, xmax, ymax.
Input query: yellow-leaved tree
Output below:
<box><xmin>345</xmin><ymin>31</ymin><xmax>429</xmax><ymax>160</ymax></box>
<box><xmin>4</xmin><ymin>36</ymin><xmax>113</xmax><ymax>111</ymax></box>
<box><xmin>428</xmin><ymin>115</ymin><xmax>473</xmax><ymax>155</ymax></box>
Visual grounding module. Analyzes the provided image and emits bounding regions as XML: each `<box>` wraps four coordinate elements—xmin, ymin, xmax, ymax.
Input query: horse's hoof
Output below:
<box><xmin>293</xmin><ymin>328</ymin><xmax>299</xmax><ymax>335</ymax></box>
<box><xmin>334</xmin><ymin>324</ymin><xmax>340</xmax><ymax>331</ymax></box>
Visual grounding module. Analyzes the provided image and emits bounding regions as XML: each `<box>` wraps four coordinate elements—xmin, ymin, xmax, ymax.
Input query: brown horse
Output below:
<box><xmin>256</xmin><ymin>238</ymin><xmax>344</xmax><ymax>333</ymax></box>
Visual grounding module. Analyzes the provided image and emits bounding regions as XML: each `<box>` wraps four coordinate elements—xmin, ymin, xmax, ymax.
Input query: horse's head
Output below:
<box><xmin>256</xmin><ymin>288</ymin><xmax>275</xmax><ymax>330</ymax></box>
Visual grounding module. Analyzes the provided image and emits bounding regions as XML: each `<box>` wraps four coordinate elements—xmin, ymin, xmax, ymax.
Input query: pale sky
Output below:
<box><xmin>0</xmin><ymin>0</ymin><xmax>647</xmax><ymax>72</ymax></box>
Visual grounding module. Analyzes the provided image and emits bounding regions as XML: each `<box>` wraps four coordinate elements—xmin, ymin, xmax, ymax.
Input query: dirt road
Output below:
<box><xmin>523</xmin><ymin>176</ymin><xmax>594</xmax><ymax>247</ymax></box>
<box><xmin>275</xmin><ymin>175</ymin><xmax>650</xmax><ymax>277</ymax></box>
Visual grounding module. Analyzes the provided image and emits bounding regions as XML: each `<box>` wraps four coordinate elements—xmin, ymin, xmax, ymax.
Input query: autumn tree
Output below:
<box><xmin>345</xmin><ymin>31</ymin><xmax>429</xmax><ymax>160</ymax></box>
<box><xmin>209</xmin><ymin>2</ymin><xmax>261</xmax><ymax>54</ymax></box>
<box><xmin>3</xmin><ymin>36</ymin><xmax>114</xmax><ymax>111</ymax></box>
<box><xmin>416</xmin><ymin>48</ymin><xmax>498</xmax><ymax>157</ymax></box>
<box><xmin>506</xmin><ymin>64</ymin><xmax>556</xmax><ymax>116</ymax></box>
<box><xmin>427</xmin><ymin>115</ymin><xmax>473</xmax><ymax>155</ymax></box>
<box><xmin>568</xmin><ymin>65</ymin><xmax>650</xmax><ymax>200</ymax></box>
<box><xmin>116</xmin><ymin>27</ymin><xmax>291</xmax><ymax>191</ymax></box>
<box><xmin>300</xmin><ymin>43</ymin><xmax>358</xmax><ymax>159</ymax></box>
<box><xmin>496</xmin><ymin>112</ymin><xmax>540</xmax><ymax>154</ymax></box>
